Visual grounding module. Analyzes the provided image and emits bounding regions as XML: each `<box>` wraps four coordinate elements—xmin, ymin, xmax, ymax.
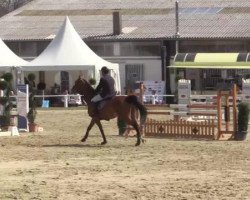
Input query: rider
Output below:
<box><xmin>91</xmin><ymin>66</ymin><xmax>116</xmax><ymax>115</ymax></box>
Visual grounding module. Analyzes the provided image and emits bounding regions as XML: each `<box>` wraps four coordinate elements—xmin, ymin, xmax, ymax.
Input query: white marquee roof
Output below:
<box><xmin>22</xmin><ymin>16</ymin><xmax>118</xmax><ymax>71</ymax></box>
<box><xmin>0</xmin><ymin>38</ymin><xmax>27</xmax><ymax>70</ymax></box>
<box><xmin>22</xmin><ymin>16</ymin><xmax>121</xmax><ymax>91</ymax></box>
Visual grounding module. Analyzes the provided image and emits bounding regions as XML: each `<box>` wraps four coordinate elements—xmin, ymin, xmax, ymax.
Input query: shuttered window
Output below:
<box><xmin>125</xmin><ymin>64</ymin><xmax>144</xmax><ymax>91</ymax></box>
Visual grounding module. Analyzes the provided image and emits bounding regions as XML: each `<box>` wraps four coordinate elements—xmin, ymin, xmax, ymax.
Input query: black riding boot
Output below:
<box><xmin>92</xmin><ymin>102</ymin><xmax>99</xmax><ymax>116</ymax></box>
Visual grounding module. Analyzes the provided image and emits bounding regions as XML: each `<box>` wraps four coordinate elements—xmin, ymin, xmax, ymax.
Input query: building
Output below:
<box><xmin>0</xmin><ymin>0</ymin><xmax>249</xmax><ymax>94</ymax></box>
<box><xmin>0</xmin><ymin>0</ymin><xmax>33</xmax><ymax>17</ymax></box>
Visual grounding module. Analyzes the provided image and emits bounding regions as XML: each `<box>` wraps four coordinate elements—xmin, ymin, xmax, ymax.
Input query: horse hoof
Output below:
<box><xmin>141</xmin><ymin>139</ymin><xmax>146</xmax><ymax>144</ymax></box>
<box><xmin>81</xmin><ymin>138</ymin><xmax>86</xmax><ymax>142</ymax></box>
<box><xmin>101</xmin><ymin>141</ymin><xmax>107</xmax><ymax>145</ymax></box>
<box><xmin>135</xmin><ymin>142</ymin><xmax>141</xmax><ymax>146</ymax></box>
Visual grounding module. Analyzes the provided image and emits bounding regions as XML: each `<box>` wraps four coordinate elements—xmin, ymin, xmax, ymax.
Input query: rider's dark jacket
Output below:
<box><xmin>95</xmin><ymin>74</ymin><xmax>116</xmax><ymax>98</ymax></box>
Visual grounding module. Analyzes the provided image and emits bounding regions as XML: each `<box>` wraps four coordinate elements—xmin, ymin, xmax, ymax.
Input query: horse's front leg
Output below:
<box><xmin>81</xmin><ymin>118</ymin><xmax>95</xmax><ymax>142</ymax></box>
<box><xmin>95</xmin><ymin>120</ymin><xmax>107</xmax><ymax>145</ymax></box>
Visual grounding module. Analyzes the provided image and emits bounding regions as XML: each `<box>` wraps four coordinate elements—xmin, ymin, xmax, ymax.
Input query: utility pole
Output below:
<box><xmin>175</xmin><ymin>0</ymin><xmax>180</xmax><ymax>54</ymax></box>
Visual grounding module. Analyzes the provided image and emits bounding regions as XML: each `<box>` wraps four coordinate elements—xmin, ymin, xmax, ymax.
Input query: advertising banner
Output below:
<box><xmin>141</xmin><ymin>81</ymin><xmax>165</xmax><ymax>104</ymax></box>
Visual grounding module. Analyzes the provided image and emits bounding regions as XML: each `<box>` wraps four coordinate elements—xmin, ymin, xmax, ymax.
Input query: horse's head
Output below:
<box><xmin>71</xmin><ymin>75</ymin><xmax>96</xmax><ymax>103</ymax></box>
<box><xmin>71</xmin><ymin>75</ymin><xmax>86</xmax><ymax>94</ymax></box>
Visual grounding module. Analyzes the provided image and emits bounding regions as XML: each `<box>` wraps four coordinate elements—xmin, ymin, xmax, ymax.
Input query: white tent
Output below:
<box><xmin>0</xmin><ymin>38</ymin><xmax>27</xmax><ymax>70</ymax></box>
<box><xmin>22</xmin><ymin>16</ymin><xmax>121</xmax><ymax>92</ymax></box>
<box><xmin>0</xmin><ymin>38</ymin><xmax>27</xmax><ymax>88</ymax></box>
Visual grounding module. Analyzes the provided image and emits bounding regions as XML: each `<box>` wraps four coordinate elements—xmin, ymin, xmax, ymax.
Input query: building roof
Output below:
<box><xmin>0</xmin><ymin>0</ymin><xmax>249</xmax><ymax>41</ymax></box>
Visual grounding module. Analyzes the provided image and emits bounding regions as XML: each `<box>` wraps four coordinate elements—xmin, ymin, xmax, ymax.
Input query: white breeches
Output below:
<box><xmin>91</xmin><ymin>94</ymin><xmax>103</xmax><ymax>102</ymax></box>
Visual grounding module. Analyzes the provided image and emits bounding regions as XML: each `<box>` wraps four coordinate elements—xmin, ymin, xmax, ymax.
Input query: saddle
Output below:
<box><xmin>97</xmin><ymin>95</ymin><xmax>116</xmax><ymax>110</ymax></box>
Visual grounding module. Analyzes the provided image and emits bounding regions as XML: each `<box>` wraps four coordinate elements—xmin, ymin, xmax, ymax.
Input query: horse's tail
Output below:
<box><xmin>125</xmin><ymin>95</ymin><xmax>148</xmax><ymax>124</ymax></box>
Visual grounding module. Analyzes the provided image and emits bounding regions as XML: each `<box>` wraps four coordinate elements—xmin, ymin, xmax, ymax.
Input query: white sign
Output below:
<box><xmin>242</xmin><ymin>79</ymin><xmax>250</xmax><ymax>102</ymax></box>
<box><xmin>221</xmin><ymin>70</ymin><xmax>227</xmax><ymax>79</ymax></box>
<box><xmin>140</xmin><ymin>80</ymin><xmax>165</xmax><ymax>103</ymax></box>
<box><xmin>178</xmin><ymin>79</ymin><xmax>191</xmax><ymax>104</ymax></box>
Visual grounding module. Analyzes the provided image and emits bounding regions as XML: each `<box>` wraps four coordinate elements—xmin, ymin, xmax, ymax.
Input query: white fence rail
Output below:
<box><xmin>9</xmin><ymin>93</ymin><xmax>246</xmax><ymax>108</ymax></box>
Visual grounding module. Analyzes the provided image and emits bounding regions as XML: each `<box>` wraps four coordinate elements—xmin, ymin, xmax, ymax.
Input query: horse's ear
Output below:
<box><xmin>79</xmin><ymin>75</ymin><xmax>84</xmax><ymax>80</ymax></box>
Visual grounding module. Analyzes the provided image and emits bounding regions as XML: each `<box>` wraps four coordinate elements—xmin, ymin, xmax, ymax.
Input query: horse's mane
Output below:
<box><xmin>82</xmin><ymin>79</ymin><xmax>95</xmax><ymax>95</ymax></box>
<box><xmin>75</xmin><ymin>78</ymin><xmax>96</xmax><ymax>104</ymax></box>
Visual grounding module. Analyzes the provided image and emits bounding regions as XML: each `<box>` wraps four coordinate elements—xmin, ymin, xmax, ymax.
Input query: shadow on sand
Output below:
<box><xmin>42</xmin><ymin>143</ymin><xmax>110</xmax><ymax>148</ymax></box>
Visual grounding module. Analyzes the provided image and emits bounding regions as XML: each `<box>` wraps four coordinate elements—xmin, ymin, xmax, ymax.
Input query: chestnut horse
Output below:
<box><xmin>72</xmin><ymin>76</ymin><xmax>147</xmax><ymax>146</ymax></box>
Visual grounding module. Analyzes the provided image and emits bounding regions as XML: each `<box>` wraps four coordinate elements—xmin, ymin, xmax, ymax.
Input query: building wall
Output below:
<box><xmin>7</xmin><ymin>40</ymin><xmax>163</xmax><ymax>94</ymax></box>
<box><xmin>6</xmin><ymin>39</ymin><xmax>250</xmax><ymax>94</ymax></box>
<box><xmin>108</xmin><ymin>57</ymin><xmax>161</xmax><ymax>93</ymax></box>
<box><xmin>177</xmin><ymin>39</ymin><xmax>250</xmax><ymax>92</ymax></box>
<box><xmin>179</xmin><ymin>40</ymin><xmax>250</xmax><ymax>53</ymax></box>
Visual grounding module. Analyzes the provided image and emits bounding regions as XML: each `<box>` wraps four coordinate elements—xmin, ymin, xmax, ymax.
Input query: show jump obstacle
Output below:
<box><xmin>131</xmin><ymin>80</ymin><xmax>239</xmax><ymax>140</ymax></box>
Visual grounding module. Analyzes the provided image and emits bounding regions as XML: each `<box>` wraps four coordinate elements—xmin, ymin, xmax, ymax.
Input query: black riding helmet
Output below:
<box><xmin>101</xmin><ymin>66</ymin><xmax>110</xmax><ymax>74</ymax></box>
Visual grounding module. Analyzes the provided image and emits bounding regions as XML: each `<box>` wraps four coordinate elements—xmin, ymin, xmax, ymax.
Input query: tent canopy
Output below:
<box><xmin>0</xmin><ymin>38</ymin><xmax>27</xmax><ymax>70</ymax></box>
<box><xmin>22</xmin><ymin>16</ymin><xmax>121</xmax><ymax>91</ymax></box>
<box><xmin>172</xmin><ymin>53</ymin><xmax>250</xmax><ymax>69</ymax></box>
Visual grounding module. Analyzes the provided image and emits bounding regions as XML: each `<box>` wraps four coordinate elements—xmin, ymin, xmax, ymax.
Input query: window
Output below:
<box><xmin>120</xmin><ymin>42</ymin><xmax>161</xmax><ymax>56</ymax></box>
<box><xmin>88</xmin><ymin>42</ymin><xmax>114</xmax><ymax>56</ymax></box>
<box><xmin>179</xmin><ymin>7</ymin><xmax>222</xmax><ymax>15</ymax></box>
<box><xmin>60</xmin><ymin>71</ymin><xmax>69</xmax><ymax>93</ymax></box>
<box><xmin>6</xmin><ymin>42</ymin><xmax>19</xmax><ymax>55</ymax></box>
<box><xmin>37</xmin><ymin>41</ymin><xmax>50</xmax><ymax>55</ymax></box>
<box><xmin>179</xmin><ymin>40</ymin><xmax>247</xmax><ymax>53</ymax></box>
<box><xmin>125</xmin><ymin>64</ymin><xmax>144</xmax><ymax>92</ymax></box>
<box><xmin>20</xmin><ymin>42</ymin><xmax>37</xmax><ymax>57</ymax></box>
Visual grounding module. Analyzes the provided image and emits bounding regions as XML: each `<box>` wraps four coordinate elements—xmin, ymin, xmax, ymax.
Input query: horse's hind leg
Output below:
<box><xmin>131</xmin><ymin>122</ymin><xmax>141</xmax><ymax>146</ymax></box>
<box><xmin>95</xmin><ymin>120</ymin><xmax>107</xmax><ymax>145</ymax></box>
<box><xmin>130</xmin><ymin>108</ymin><xmax>145</xmax><ymax>146</ymax></box>
<box><xmin>81</xmin><ymin>118</ymin><xmax>95</xmax><ymax>142</ymax></box>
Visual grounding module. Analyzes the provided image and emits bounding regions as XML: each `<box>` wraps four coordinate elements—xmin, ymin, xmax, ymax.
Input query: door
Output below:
<box><xmin>60</xmin><ymin>71</ymin><xmax>69</xmax><ymax>93</ymax></box>
<box><xmin>125</xmin><ymin>64</ymin><xmax>144</xmax><ymax>92</ymax></box>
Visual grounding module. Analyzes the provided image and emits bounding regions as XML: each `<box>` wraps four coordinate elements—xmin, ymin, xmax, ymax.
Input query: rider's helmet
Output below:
<box><xmin>101</xmin><ymin>66</ymin><xmax>110</xmax><ymax>75</ymax></box>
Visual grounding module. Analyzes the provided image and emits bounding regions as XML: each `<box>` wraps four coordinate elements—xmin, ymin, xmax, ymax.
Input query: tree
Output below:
<box><xmin>0</xmin><ymin>73</ymin><xmax>13</xmax><ymax>127</ymax></box>
<box><xmin>0</xmin><ymin>0</ymin><xmax>33</xmax><ymax>17</ymax></box>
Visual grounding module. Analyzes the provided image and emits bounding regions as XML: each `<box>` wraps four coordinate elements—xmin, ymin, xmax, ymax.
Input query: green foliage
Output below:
<box><xmin>0</xmin><ymin>73</ymin><xmax>13</xmax><ymax>127</ymax></box>
<box><xmin>0</xmin><ymin>79</ymin><xmax>8</xmax><ymax>90</ymax></box>
<box><xmin>238</xmin><ymin>102</ymin><xmax>250</xmax><ymax>132</ymax></box>
<box><xmin>27</xmin><ymin>108</ymin><xmax>37</xmax><ymax>123</ymax></box>
<box><xmin>88</xmin><ymin>78</ymin><xmax>96</xmax><ymax>85</ymax></box>
<box><xmin>28</xmin><ymin>73</ymin><xmax>36</xmax><ymax>81</ymax></box>
<box><xmin>1</xmin><ymin>72</ymin><xmax>13</xmax><ymax>82</ymax></box>
<box><xmin>0</xmin><ymin>97</ymin><xmax>8</xmax><ymax>105</ymax></box>
<box><xmin>0</xmin><ymin>115</ymin><xmax>10</xmax><ymax>126</ymax></box>
<box><xmin>175</xmin><ymin>74</ymin><xmax>182</xmax><ymax>83</ymax></box>
<box><xmin>0</xmin><ymin>0</ymin><xmax>35</xmax><ymax>17</ymax></box>
<box><xmin>27</xmin><ymin>77</ymin><xmax>37</xmax><ymax>124</ymax></box>
<box><xmin>2</xmin><ymin>107</ymin><xmax>11</xmax><ymax>125</ymax></box>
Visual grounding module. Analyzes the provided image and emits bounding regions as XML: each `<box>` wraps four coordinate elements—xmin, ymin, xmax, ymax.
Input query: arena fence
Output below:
<box><xmin>128</xmin><ymin>83</ymin><xmax>238</xmax><ymax>140</ymax></box>
<box><xmin>144</xmin><ymin>118</ymin><xmax>217</xmax><ymax>139</ymax></box>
